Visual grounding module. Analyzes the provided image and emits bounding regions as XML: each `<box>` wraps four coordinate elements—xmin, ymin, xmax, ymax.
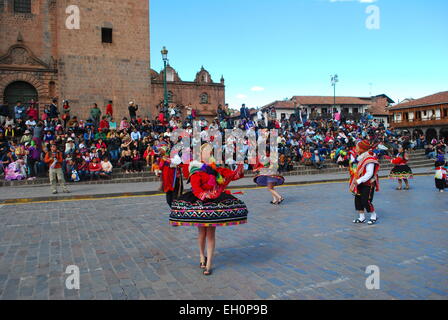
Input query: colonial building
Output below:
<box><xmin>259</xmin><ymin>94</ymin><xmax>394</xmax><ymax>126</ymax></box>
<box><xmin>150</xmin><ymin>65</ymin><xmax>225</xmax><ymax>120</ymax></box>
<box><xmin>0</xmin><ymin>0</ymin><xmax>151</xmax><ymax>120</ymax></box>
<box><xmin>388</xmin><ymin>91</ymin><xmax>448</xmax><ymax>140</ymax></box>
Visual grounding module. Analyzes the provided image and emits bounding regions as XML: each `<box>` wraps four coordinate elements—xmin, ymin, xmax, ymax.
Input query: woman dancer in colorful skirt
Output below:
<box><xmin>253</xmin><ymin>154</ymin><xmax>285</xmax><ymax>205</ymax></box>
<box><xmin>169</xmin><ymin>144</ymin><xmax>248</xmax><ymax>276</ymax></box>
<box><xmin>389</xmin><ymin>146</ymin><xmax>413</xmax><ymax>190</ymax></box>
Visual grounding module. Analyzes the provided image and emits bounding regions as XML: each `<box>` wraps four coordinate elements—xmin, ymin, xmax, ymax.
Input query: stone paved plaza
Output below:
<box><xmin>0</xmin><ymin>175</ymin><xmax>447</xmax><ymax>300</ymax></box>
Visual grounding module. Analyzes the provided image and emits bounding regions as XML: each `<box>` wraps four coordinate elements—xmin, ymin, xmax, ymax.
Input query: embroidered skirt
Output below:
<box><xmin>389</xmin><ymin>165</ymin><xmax>413</xmax><ymax>179</ymax></box>
<box><xmin>169</xmin><ymin>192</ymin><xmax>248</xmax><ymax>227</ymax></box>
<box><xmin>253</xmin><ymin>174</ymin><xmax>285</xmax><ymax>187</ymax></box>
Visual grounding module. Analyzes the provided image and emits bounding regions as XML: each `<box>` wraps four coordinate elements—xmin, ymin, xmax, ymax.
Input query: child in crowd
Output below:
<box><xmin>100</xmin><ymin>156</ymin><xmax>113</xmax><ymax>178</ymax></box>
<box><xmin>152</xmin><ymin>156</ymin><xmax>162</xmax><ymax>176</ymax></box>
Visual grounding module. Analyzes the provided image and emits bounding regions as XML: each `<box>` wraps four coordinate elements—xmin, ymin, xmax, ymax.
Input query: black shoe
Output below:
<box><xmin>353</xmin><ymin>218</ymin><xmax>366</xmax><ymax>224</ymax></box>
<box><xmin>368</xmin><ymin>218</ymin><xmax>378</xmax><ymax>225</ymax></box>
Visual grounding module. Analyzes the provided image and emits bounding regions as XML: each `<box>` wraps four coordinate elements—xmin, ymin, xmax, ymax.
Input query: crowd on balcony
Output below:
<box><xmin>0</xmin><ymin>99</ymin><xmax>446</xmax><ymax>185</ymax></box>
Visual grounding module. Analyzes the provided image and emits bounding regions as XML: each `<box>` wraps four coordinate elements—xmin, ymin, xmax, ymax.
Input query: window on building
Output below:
<box><xmin>200</xmin><ymin>93</ymin><xmax>209</xmax><ymax>104</ymax></box>
<box><xmin>14</xmin><ymin>0</ymin><xmax>31</xmax><ymax>13</ymax></box>
<box><xmin>101</xmin><ymin>28</ymin><xmax>113</xmax><ymax>43</ymax></box>
<box><xmin>166</xmin><ymin>69</ymin><xmax>174</xmax><ymax>82</ymax></box>
<box><xmin>353</xmin><ymin>108</ymin><xmax>359</xmax><ymax>114</ymax></box>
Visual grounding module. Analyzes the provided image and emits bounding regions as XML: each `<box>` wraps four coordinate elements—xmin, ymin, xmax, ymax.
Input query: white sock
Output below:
<box><xmin>370</xmin><ymin>212</ymin><xmax>377</xmax><ymax>220</ymax></box>
<box><xmin>359</xmin><ymin>213</ymin><xmax>365</xmax><ymax>221</ymax></box>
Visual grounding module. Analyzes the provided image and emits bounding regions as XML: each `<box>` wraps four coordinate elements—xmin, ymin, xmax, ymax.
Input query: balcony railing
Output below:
<box><xmin>391</xmin><ymin>116</ymin><xmax>448</xmax><ymax>127</ymax></box>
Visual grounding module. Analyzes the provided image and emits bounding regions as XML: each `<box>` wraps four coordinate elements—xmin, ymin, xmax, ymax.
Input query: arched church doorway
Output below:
<box><xmin>4</xmin><ymin>81</ymin><xmax>38</xmax><ymax>118</ymax></box>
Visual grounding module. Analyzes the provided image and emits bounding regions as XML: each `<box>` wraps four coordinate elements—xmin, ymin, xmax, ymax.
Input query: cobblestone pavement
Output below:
<box><xmin>0</xmin><ymin>175</ymin><xmax>446</xmax><ymax>300</ymax></box>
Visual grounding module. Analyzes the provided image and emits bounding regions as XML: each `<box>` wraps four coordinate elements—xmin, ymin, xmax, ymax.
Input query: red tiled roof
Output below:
<box><xmin>389</xmin><ymin>91</ymin><xmax>448</xmax><ymax>110</ymax></box>
<box><xmin>260</xmin><ymin>95</ymin><xmax>394</xmax><ymax>116</ymax></box>
<box><xmin>261</xmin><ymin>100</ymin><xmax>295</xmax><ymax>110</ymax></box>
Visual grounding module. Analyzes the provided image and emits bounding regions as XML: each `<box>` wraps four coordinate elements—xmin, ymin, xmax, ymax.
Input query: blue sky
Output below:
<box><xmin>150</xmin><ymin>0</ymin><xmax>448</xmax><ymax>108</ymax></box>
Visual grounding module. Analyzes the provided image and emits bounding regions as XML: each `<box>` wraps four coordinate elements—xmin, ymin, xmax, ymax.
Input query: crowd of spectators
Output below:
<box><xmin>0</xmin><ymin>99</ymin><xmax>446</xmax><ymax>183</ymax></box>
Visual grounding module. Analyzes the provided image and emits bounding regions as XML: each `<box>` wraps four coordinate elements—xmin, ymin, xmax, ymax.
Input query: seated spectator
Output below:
<box><xmin>99</xmin><ymin>116</ymin><xmax>110</xmax><ymax>131</ymax></box>
<box><xmin>131</xmin><ymin>149</ymin><xmax>143</xmax><ymax>172</ymax></box>
<box><xmin>120</xmin><ymin>148</ymin><xmax>133</xmax><ymax>173</ymax></box>
<box><xmin>1</xmin><ymin>151</ymin><xmax>17</xmax><ymax>176</ymax></box>
<box><xmin>301</xmin><ymin>149</ymin><xmax>312</xmax><ymax>166</ymax></box>
<box><xmin>152</xmin><ymin>157</ymin><xmax>161</xmax><ymax>176</ymax></box>
<box><xmin>311</xmin><ymin>150</ymin><xmax>325</xmax><ymax>169</ymax></box>
<box><xmin>66</xmin><ymin>158</ymin><xmax>80</xmax><ymax>182</ymax></box>
<box><xmin>77</xmin><ymin>159</ymin><xmax>89</xmax><ymax>180</ymax></box>
<box><xmin>286</xmin><ymin>156</ymin><xmax>294</xmax><ymax>172</ymax></box>
<box><xmin>119</xmin><ymin>117</ymin><xmax>130</xmax><ymax>131</ymax></box>
<box><xmin>336</xmin><ymin>150</ymin><xmax>348</xmax><ymax>168</ymax></box>
<box><xmin>426</xmin><ymin>145</ymin><xmax>436</xmax><ymax>159</ymax></box>
<box><xmin>4</xmin><ymin>158</ymin><xmax>26</xmax><ymax>181</ymax></box>
<box><xmin>100</xmin><ymin>156</ymin><xmax>113</xmax><ymax>179</ymax></box>
<box><xmin>65</xmin><ymin>138</ymin><xmax>76</xmax><ymax>156</ymax></box>
<box><xmin>109</xmin><ymin>118</ymin><xmax>117</xmax><ymax>130</ymax></box>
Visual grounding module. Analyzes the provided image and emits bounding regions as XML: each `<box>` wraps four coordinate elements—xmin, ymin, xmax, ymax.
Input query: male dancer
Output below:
<box><xmin>350</xmin><ymin>140</ymin><xmax>380</xmax><ymax>225</ymax></box>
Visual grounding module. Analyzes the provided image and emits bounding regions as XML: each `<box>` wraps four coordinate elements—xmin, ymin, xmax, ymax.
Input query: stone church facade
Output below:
<box><xmin>0</xmin><ymin>0</ymin><xmax>152</xmax><ymax>120</ymax></box>
<box><xmin>150</xmin><ymin>65</ymin><xmax>225</xmax><ymax>119</ymax></box>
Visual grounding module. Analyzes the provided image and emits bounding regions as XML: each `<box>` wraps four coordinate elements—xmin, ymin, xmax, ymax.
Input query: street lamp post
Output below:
<box><xmin>331</xmin><ymin>74</ymin><xmax>339</xmax><ymax>116</ymax></box>
<box><xmin>161</xmin><ymin>46</ymin><xmax>169</xmax><ymax>113</ymax></box>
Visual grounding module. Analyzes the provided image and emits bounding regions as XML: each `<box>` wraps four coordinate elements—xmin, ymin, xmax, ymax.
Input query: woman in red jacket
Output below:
<box><xmin>169</xmin><ymin>144</ymin><xmax>248</xmax><ymax>276</ymax></box>
<box><xmin>88</xmin><ymin>157</ymin><xmax>102</xmax><ymax>180</ymax></box>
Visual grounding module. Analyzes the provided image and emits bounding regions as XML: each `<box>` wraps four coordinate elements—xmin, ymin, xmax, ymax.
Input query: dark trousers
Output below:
<box><xmin>27</xmin><ymin>158</ymin><xmax>37</xmax><ymax>177</ymax></box>
<box><xmin>435</xmin><ymin>178</ymin><xmax>446</xmax><ymax>190</ymax></box>
<box><xmin>355</xmin><ymin>184</ymin><xmax>375</xmax><ymax>213</ymax></box>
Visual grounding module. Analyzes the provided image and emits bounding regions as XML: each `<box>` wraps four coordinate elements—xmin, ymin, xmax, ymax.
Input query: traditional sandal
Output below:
<box><xmin>270</xmin><ymin>201</ymin><xmax>279</xmax><ymax>205</ymax></box>
<box><xmin>200</xmin><ymin>257</ymin><xmax>207</xmax><ymax>269</ymax></box>
<box><xmin>278</xmin><ymin>198</ymin><xmax>285</xmax><ymax>204</ymax></box>
<box><xmin>353</xmin><ymin>218</ymin><xmax>366</xmax><ymax>224</ymax></box>
<box><xmin>396</xmin><ymin>187</ymin><xmax>402</xmax><ymax>190</ymax></box>
<box><xmin>203</xmin><ymin>268</ymin><xmax>213</xmax><ymax>276</ymax></box>
<box><xmin>368</xmin><ymin>218</ymin><xmax>378</xmax><ymax>225</ymax></box>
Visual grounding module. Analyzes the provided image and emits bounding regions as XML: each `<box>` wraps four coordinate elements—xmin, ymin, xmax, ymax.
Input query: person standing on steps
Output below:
<box><xmin>128</xmin><ymin>101</ymin><xmax>138</xmax><ymax>121</ymax></box>
<box><xmin>45</xmin><ymin>144</ymin><xmax>70</xmax><ymax>194</ymax></box>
